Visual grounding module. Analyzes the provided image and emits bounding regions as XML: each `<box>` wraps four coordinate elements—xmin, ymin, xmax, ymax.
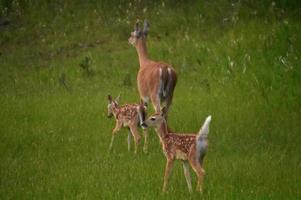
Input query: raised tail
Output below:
<box><xmin>197</xmin><ymin>115</ymin><xmax>212</xmax><ymax>139</ymax></box>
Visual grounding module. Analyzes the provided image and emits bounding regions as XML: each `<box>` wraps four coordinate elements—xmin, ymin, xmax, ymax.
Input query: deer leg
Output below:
<box><xmin>163</xmin><ymin>159</ymin><xmax>174</xmax><ymax>192</ymax></box>
<box><xmin>127</xmin><ymin>131</ymin><xmax>131</xmax><ymax>152</ymax></box>
<box><xmin>141</xmin><ymin>97</ymin><xmax>148</xmax><ymax>107</ymax></box>
<box><xmin>109</xmin><ymin>121</ymin><xmax>122</xmax><ymax>152</ymax></box>
<box><xmin>150</xmin><ymin>93</ymin><xmax>161</xmax><ymax>113</ymax></box>
<box><xmin>163</xmin><ymin>93</ymin><xmax>174</xmax><ymax>121</ymax></box>
<box><xmin>189</xmin><ymin>158</ymin><xmax>205</xmax><ymax>193</ymax></box>
<box><xmin>143</xmin><ymin>129</ymin><xmax>148</xmax><ymax>153</ymax></box>
<box><xmin>129</xmin><ymin>125</ymin><xmax>141</xmax><ymax>154</ymax></box>
<box><xmin>159</xmin><ymin>94</ymin><xmax>174</xmax><ymax>133</ymax></box>
<box><xmin>182</xmin><ymin>161</ymin><xmax>192</xmax><ymax>193</ymax></box>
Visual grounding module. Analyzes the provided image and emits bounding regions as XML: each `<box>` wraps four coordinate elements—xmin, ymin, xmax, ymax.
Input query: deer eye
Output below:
<box><xmin>150</xmin><ymin>117</ymin><xmax>156</xmax><ymax>121</ymax></box>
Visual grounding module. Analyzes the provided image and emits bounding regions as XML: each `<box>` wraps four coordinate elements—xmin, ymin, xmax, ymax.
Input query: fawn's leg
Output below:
<box><xmin>189</xmin><ymin>158</ymin><xmax>205</xmax><ymax>192</ymax></box>
<box><xmin>129</xmin><ymin>124</ymin><xmax>141</xmax><ymax>154</ymax></box>
<box><xmin>163</xmin><ymin>159</ymin><xmax>174</xmax><ymax>192</ymax></box>
<box><xmin>143</xmin><ymin>129</ymin><xmax>148</xmax><ymax>153</ymax></box>
<box><xmin>182</xmin><ymin>161</ymin><xmax>192</xmax><ymax>193</ymax></box>
<box><xmin>109</xmin><ymin>121</ymin><xmax>122</xmax><ymax>152</ymax></box>
<box><xmin>127</xmin><ymin>131</ymin><xmax>131</xmax><ymax>152</ymax></box>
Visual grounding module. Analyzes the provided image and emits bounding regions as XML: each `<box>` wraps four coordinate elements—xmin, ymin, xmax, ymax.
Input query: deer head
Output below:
<box><xmin>128</xmin><ymin>20</ymin><xmax>150</xmax><ymax>46</ymax></box>
<box><xmin>107</xmin><ymin>94</ymin><xmax>120</xmax><ymax>118</ymax></box>
<box><xmin>142</xmin><ymin>107</ymin><xmax>168</xmax><ymax>128</ymax></box>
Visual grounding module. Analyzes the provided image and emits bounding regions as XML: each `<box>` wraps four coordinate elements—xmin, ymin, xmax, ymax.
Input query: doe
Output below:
<box><xmin>128</xmin><ymin>20</ymin><xmax>177</xmax><ymax>118</ymax></box>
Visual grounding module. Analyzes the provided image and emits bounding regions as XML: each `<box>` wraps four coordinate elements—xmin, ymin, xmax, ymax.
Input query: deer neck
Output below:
<box><xmin>135</xmin><ymin>38</ymin><xmax>149</xmax><ymax>67</ymax></box>
<box><xmin>112</xmin><ymin>106</ymin><xmax>120</xmax><ymax>118</ymax></box>
<box><xmin>155</xmin><ymin>120</ymin><xmax>169</xmax><ymax>141</ymax></box>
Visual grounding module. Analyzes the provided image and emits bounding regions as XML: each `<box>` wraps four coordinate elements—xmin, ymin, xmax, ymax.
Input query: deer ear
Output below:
<box><xmin>108</xmin><ymin>95</ymin><xmax>112</xmax><ymax>103</ymax></box>
<box><xmin>135</xmin><ymin>22</ymin><xmax>140</xmax><ymax>31</ymax></box>
<box><xmin>143</xmin><ymin>20</ymin><xmax>149</xmax><ymax>35</ymax></box>
<box><xmin>115</xmin><ymin>94</ymin><xmax>121</xmax><ymax>103</ymax></box>
<box><xmin>160</xmin><ymin>107</ymin><xmax>168</xmax><ymax>117</ymax></box>
<box><xmin>135</xmin><ymin>21</ymin><xmax>142</xmax><ymax>37</ymax></box>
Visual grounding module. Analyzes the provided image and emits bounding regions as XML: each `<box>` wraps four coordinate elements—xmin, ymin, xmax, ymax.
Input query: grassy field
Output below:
<box><xmin>1</xmin><ymin>0</ymin><xmax>301</xmax><ymax>199</ymax></box>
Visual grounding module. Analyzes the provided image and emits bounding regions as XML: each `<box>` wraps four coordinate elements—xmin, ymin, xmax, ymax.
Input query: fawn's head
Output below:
<box><xmin>128</xmin><ymin>20</ymin><xmax>149</xmax><ymax>46</ymax></box>
<box><xmin>107</xmin><ymin>94</ymin><xmax>120</xmax><ymax>118</ymax></box>
<box><xmin>142</xmin><ymin>107</ymin><xmax>167</xmax><ymax>129</ymax></box>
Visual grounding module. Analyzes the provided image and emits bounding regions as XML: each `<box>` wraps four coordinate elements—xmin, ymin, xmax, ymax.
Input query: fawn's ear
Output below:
<box><xmin>108</xmin><ymin>95</ymin><xmax>113</xmax><ymax>103</ymax></box>
<box><xmin>115</xmin><ymin>94</ymin><xmax>120</xmax><ymax>103</ymax></box>
<box><xmin>160</xmin><ymin>107</ymin><xmax>168</xmax><ymax>117</ymax></box>
<box><xmin>143</xmin><ymin>20</ymin><xmax>149</xmax><ymax>35</ymax></box>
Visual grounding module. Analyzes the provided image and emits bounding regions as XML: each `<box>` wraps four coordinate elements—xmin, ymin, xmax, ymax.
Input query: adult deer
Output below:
<box><xmin>128</xmin><ymin>20</ymin><xmax>177</xmax><ymax>118</ymax></box>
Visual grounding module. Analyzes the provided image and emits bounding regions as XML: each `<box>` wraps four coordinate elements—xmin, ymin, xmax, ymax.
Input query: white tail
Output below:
<box><xmin>198</xmin><ymin>115</ymin><xmax>212</xmax><ymax>139</ymax></box>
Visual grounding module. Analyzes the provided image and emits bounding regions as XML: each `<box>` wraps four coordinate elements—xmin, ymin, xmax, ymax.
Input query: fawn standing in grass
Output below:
<box><xmin>128</xmin><ymin>20</ymin><xmax>177</xmax><ymax>119</ymax></box>
<box><xmin>107</xmin><ymin>94</ymin><xmax>148</xmax><ymax>154</ymax></box>
<box><xmin>142</xmin><ymin>107</ymin><xmax>212</xmax><ymax>193</ymax></box>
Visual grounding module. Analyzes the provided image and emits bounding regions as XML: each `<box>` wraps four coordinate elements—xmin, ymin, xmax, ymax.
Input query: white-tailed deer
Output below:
<box><xmin>142</xmin><ymin>107</ymin><xmax>211</xmax><ymax>192</ymax></box>
<box><xmin>128</xmin><ymin>20</ymin><xmax>177</xmax><ymax>117</ymax></box>
<box><xmin>107</xmin><ymin>94</ymin><xmax>148</xmax><ymax>154</ymax></box>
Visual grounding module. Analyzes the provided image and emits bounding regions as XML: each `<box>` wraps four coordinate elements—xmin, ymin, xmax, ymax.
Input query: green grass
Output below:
<box><xmin>0</xmin><ymin>0</ymin><xmax>301</xmax><ymax>199</ymax></box>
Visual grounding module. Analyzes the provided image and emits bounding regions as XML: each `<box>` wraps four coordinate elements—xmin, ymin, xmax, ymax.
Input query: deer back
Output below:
<box><xmin>137</xmin><ymin>62</ymin><xmax>177</xmax><ymax>101</ymax></box>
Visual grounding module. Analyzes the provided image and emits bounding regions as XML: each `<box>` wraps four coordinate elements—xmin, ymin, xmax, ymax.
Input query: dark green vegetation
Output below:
<box><xmin>1</xmin><ymin>0</ymin><xmax>300</xmax><ymax>199</ymax></box>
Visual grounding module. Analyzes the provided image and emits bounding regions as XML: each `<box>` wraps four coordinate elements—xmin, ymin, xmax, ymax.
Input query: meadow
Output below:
<box><xmin>0</xmin><ymin>0</ymin><xmax>300</xmax><ymax>199</ymax></box>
